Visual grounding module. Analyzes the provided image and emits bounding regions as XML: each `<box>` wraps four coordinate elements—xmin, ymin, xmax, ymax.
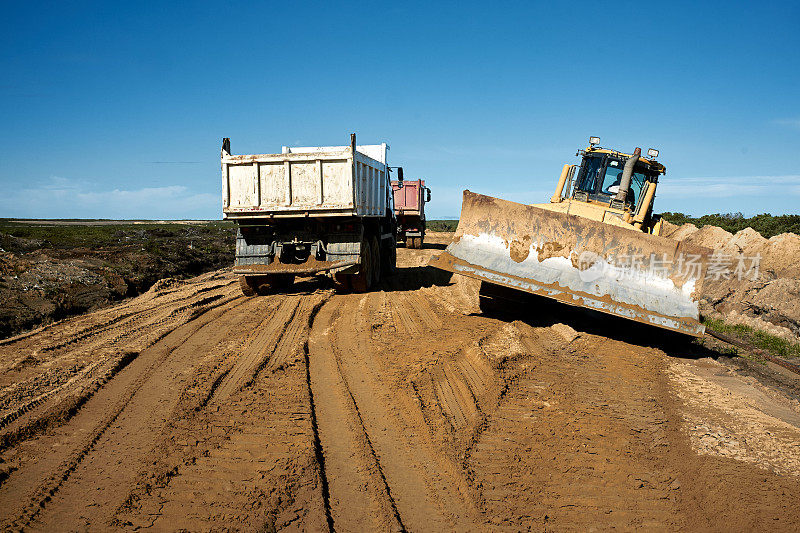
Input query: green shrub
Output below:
<box><xmin>427</xmin><ymin>220</ymin><xmax>459</xmax><ymax>232</ymax></box>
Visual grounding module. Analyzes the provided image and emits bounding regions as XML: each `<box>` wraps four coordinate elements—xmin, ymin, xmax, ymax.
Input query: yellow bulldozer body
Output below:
<box><xmin>429</xmin><ymin>142</ymin><xmax>712</xmax><ymax>336</ymax></box>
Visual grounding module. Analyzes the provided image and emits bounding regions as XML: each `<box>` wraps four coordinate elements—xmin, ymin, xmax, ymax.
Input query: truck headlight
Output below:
<box><xmin>647</xmin><ymin>148</ymin><xmax>659</xmax><ymax>158</ymax></box>
<box><xmin>589</xmin><ymin>136</ymin><xmax>600</xmax><ymax>146</ymax></box>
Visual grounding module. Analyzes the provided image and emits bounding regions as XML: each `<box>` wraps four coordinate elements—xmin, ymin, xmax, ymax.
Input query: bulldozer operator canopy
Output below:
<box><xmin>574</xmin><ymin>150</ymin><xmax>664</xmax><ymax>207</ymax></box>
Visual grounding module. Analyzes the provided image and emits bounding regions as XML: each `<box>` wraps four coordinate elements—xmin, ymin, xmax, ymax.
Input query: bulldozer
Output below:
<box><xmin>428</xmin><ymin>137</ymin><xmax>712</xmax><ymax>336</ymax></box>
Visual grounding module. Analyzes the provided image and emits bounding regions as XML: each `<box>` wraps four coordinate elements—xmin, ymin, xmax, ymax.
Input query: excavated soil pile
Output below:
<box><xmin>661</xmin><ymin>221</ymin><xmax>800</xmax><ymax>342</ymax></box>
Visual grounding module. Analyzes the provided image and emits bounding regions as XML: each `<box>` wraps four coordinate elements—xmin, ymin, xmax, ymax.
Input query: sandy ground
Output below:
<box><xmin>1</xmin><ymin>232</ymin><xmax>799</xmax><ymax>531</ymax></box>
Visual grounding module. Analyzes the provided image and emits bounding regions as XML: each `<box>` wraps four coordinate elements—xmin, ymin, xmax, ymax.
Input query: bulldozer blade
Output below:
<box><xmin>428</xmin><ymin>191</ymin><xmax>712</xmax><ymax>336</ymax></box>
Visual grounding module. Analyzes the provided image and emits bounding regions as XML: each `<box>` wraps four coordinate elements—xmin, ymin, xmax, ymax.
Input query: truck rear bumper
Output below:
<box><xmin>234</xmin><ymin>258</ymin><xmax>358</xmax><ymax>276</ymax></box>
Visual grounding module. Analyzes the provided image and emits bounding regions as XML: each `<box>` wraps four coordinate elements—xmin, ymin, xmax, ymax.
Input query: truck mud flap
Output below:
<box><xmin>428</xmin><ymin>191</ymin><xmax>712</xmax><ymax>336</ymax></box>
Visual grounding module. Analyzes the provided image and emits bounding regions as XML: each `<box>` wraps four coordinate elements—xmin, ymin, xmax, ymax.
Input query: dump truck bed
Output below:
<box><xmin>222</xmin><ymin>143</ymin><xmax>389</xmax><ymax>219</ymax></box>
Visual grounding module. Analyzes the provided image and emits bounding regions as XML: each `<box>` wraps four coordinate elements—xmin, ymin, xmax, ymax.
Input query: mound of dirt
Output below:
<box><xmin>687</xmin><ymin>225</ymin><xmax>735</xmax><ymax>250</ymax></box>
<box><xmin>664</xmin><ymin>222</ymin><xmax>800</xmax><ymax>342</ymax></box>
<box><xmin>661</xmin><ymin>220</ymin><xmax>698</xmax><ymax>241</ymax></box>
<box><xmin>764</xmin><ymin>233</ymin><xmax>800</xmax><ymax>279</ymax></box>
<box><xmin>727</xmin><ymin>227</ymin><xmax>768</xmax><ymax>257</ymax></box>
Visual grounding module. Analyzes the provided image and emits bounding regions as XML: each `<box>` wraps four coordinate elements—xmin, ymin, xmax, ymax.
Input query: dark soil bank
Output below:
<box><xmin>0</xmin><ymin>221</ymin><xmax>235</xmax><ymax>339</ymax></box>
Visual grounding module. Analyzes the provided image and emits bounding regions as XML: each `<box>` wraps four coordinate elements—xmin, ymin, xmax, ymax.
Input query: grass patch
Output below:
<box><xmin>0</xmin><ymin>219</ymin><xmax>234</xmax><ymax>251</ymax></box>
<box><xmin>703</xmin><ymin>317</ymin><xmax>800</xmax><ymax>360</ymax></box>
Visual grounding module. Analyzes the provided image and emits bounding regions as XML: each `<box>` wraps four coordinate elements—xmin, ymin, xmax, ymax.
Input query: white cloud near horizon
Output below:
<box><xmin>657</xmin><ymin>175</ymin><xmax>800</xmax><ymax>199</ymax></box>
<box><xmin>0</xmin><ymin>176</ymin><xmax>218</xmax><ymax>219</ymax></box>
<box><xmin>4</xmin><ymin>174</ymin><xmax>796</xmax><ymax>221</ymax></box>
<box><xmin>773</xmin><ymin>118</ymin><xmax>800</xmax><ymax>130</ymax></box>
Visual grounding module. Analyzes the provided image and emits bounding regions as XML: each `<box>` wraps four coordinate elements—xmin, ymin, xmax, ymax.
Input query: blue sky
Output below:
<box><xmin>1</xmin><ymin>1</ymin><xmax>798</xmax><ymax>219</ymax></box>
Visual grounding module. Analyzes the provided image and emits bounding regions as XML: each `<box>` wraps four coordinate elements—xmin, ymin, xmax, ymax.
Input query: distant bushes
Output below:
<box><xmin>426</xmin><ymin>220</ymin><xmax>459</xmax><ymax>232</ymax></box>
<box><xmin>661</xmin><ymin>212</ymin><xmax>800</xmax><ymax>238</ymax></box>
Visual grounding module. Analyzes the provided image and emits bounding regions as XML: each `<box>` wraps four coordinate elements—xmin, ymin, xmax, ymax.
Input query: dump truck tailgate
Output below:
<box><xmin>392</xmin><ymin>180</ymin><xmax>425</xmax><ymax>217</ymax></box>
<box><xmin>222</xmin><ymin>144</ymin><xmax>388</xmax><ymax>219</ymax></box>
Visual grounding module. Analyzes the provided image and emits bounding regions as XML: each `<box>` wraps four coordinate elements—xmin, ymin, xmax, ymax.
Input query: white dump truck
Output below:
<box><xmin>221</xmin><ymin>134</ymin><xmax>401</xmax><ymax>295</ymax></box>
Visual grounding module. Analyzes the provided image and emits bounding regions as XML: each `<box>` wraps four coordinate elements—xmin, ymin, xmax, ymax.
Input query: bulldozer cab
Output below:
<box><xmin>571</xmin><ymin>148</ymin><xmax>664</xmax><ymax>214</ymax></box>
<box><xmin>545</xmin><ymin>143</ymin><xmax>667</xmax><ymax>235</ymax></box>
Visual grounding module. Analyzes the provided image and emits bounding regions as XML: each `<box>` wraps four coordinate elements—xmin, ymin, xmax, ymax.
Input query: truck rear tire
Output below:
<box><xmin>350</xmin><ymin>238</ymin><xmax>373</xmax><ymax>293</ymax></box>
<box><xmin>382</xmin><ymin>239</ymin><xmax>397</xmax><ymax>276</ymax></box>
<box><xmin>239</xmin><ymin>275</ymin><xmax>257</xmax><ymax>297</ymax></box>
<box><xmin>260</xmin><ymin>274</ymin><xmax>294</xmax><ymax>294</ymax></box>
<box><xmin>370</xmin><ymin>236</ymin><xmax>381</xmax><ymax>287</ymax></box>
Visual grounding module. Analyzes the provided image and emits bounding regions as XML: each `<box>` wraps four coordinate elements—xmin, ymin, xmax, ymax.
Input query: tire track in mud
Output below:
<box><xmin>0</xmin><ymin>291</ymin><xmax>243</xmax><ymax>451</ymax></box>
<box><xmin>0</xmin><ymin>277</ymin><xmax>240</xmax><ymax>421</ymax></box>
<box><xmin>115</xmin><ymin>291</ymin><xmax>331</xmax><ymax>531</ymax></box>
<box><xmin>210</xmin><ymin>297</ymin><xmax>297</xmax><ymax>403</ymax></box>
<box><xmin>309</xmin><ymin>291</ymin><xmax>482</xmax><ymax>532</ymax></box>
<box><xmin>0</xmin><ymin>295</ymin><xmax>256</xmax><ymax>531</ymax></box>
<box><xmin>308</xmin><ymin>299</ymin><xmax>405</xmax><ymax>533</ymax></box>
<box><xmin>0</xmin><ymin>276</ymin><xmax>235</xmax><ymax>361</ymax></box>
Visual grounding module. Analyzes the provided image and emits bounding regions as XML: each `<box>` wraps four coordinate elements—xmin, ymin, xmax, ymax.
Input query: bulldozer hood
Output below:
<box><xmin>429</xmin><ymin>191</ymin><xmax>711</xmax><ymax>336</ymax></box>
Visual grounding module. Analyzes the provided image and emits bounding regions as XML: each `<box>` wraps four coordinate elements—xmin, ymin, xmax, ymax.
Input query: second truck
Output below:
<box><xmin>221</xmin><ymin>134</ymin><xmax>399</xmax><ymax>294</ymax></box>
<box><xmin>392</xmin><ymin>179</ymin><xmax>431</xmax><ymax>248</ymax></box>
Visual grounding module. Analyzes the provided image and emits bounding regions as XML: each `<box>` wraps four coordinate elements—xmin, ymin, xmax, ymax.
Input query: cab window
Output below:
<box><xmin>601</xmin><ymin>160</ymin><xmax>624</xmax><ymax>194</ymax></box>
<box><xmin>628</xmin><ymin>171</ymin><xmax>647</xmax><ymax>206</ymax></box>
<box><xmin>575</xmin><ymin>156</ymin><xmax>604</xmax><ymax>194</ymax></box>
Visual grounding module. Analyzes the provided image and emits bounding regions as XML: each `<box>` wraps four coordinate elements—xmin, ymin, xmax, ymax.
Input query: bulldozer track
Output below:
<box><xmin>389</xmin><ymin>292</ymin><xmax>442</xmax><ymax>335</ymax></box>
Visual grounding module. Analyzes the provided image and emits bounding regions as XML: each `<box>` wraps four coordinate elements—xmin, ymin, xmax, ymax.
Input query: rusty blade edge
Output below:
<box><xmin>429</xmin><ymin>252</ymin><xmax>705</xmax><ymax>337</ymax></box>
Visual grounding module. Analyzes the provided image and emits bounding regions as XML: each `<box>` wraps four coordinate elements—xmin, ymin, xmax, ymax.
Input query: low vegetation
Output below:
<box><xmin>703</xmin><ymin>317</ymin><xmax>800</xmax><ymax>361</ymax></box>
<box><xmin>0</xmin><ymin>219</ymin><xmax>234</xmax><ymax>252</ymax></box>
<box><xmin>662</xmin><ymin>212</ymin><xmax>800</xmax><ymax>238</ymax></box>
<box><xmin>427</xmin><ymin>220</ymin><xmax>458</xmax><ymax>232</ymax></box>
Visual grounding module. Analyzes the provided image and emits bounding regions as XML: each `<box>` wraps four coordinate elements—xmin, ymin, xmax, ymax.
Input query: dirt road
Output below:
<box><xmin>1</xmin><ymin>233</ymin><xmax>800</xmax><ymax>531</ymax></box>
